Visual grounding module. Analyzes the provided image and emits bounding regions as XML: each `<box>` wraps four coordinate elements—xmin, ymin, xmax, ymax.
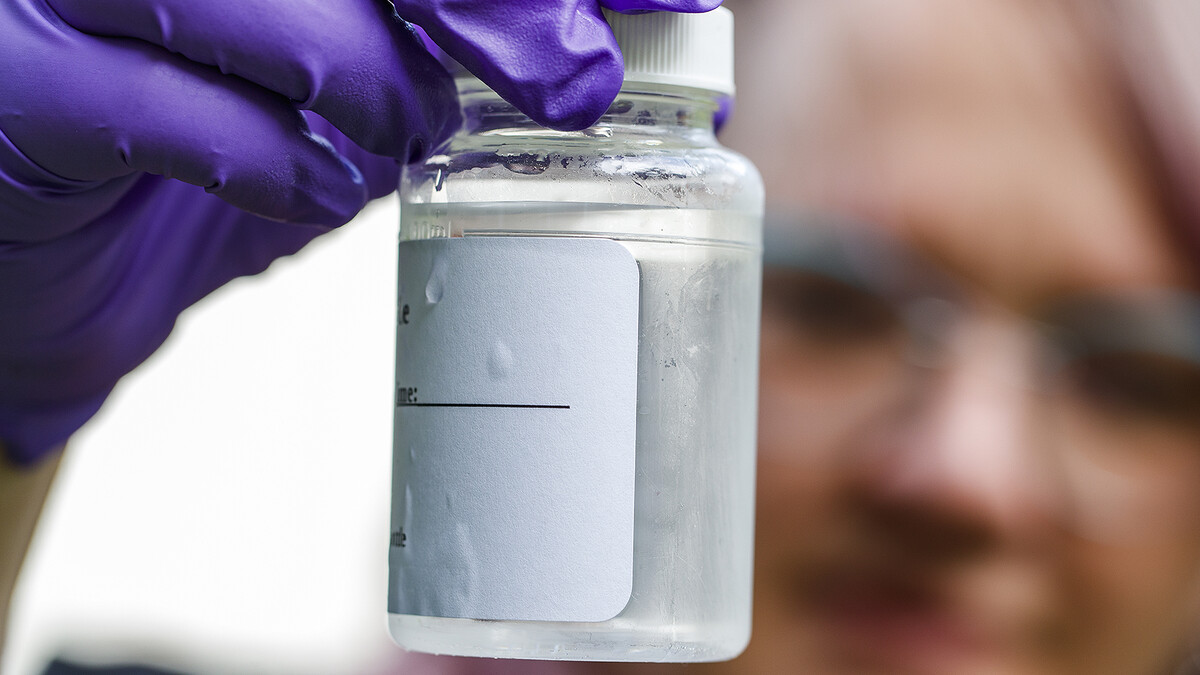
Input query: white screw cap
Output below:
<box><xmin>603</xmin><ymin>7</ymin><xmax>735</xmax><ymax>96</ymax></box>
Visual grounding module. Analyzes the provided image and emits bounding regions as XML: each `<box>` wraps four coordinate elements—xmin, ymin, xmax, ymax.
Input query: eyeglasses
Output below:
<box><xmin>760</xmin><ymin>213</ymin><xmax>1200</xmax><ymax>542</ymax></box>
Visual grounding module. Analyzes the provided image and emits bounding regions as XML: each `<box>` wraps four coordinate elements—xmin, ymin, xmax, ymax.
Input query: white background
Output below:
<box><xmin>4</xmin><ymin>199</ymin><xmax>404</xmax><ymax>675</ymax></box>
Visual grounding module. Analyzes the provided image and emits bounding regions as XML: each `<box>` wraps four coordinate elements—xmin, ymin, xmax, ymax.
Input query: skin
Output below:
<box><xmin>0</xmin><ymin>446</ymin><xmax>61</xmax><ymax>657</ymax></box>
<box><xmin>606</xmin><ymin>1</ymin><xmax>1200</xmax><ymax>674</ymax></box>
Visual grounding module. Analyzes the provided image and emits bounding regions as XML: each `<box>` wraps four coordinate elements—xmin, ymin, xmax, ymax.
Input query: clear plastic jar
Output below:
<box><xmin>389</xmin><ymin>8</ymin><xmax>763</xmax><ymax>662</ymax></box>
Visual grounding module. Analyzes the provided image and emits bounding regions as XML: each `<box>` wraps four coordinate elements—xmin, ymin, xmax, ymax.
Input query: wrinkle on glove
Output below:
<box><xmin>398</xmin><ymin>0</ymin><xmax>723</xmax><ymax>130</ymax></box>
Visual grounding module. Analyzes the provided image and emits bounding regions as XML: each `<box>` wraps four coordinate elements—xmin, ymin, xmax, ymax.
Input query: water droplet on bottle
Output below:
<box><xmin>426</xmin><ymin>255</ymin><xmax>448</xmax><ymax>304</ymax></box>
<box><xmin>489</xmin><ymin>341</ymin><xmax>515</xmax><ymax>379</ymax></box>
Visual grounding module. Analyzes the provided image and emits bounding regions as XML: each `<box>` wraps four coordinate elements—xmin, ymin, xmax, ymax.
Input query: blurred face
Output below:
<box><xmin>723</xmin><ymin>1</ymin><xmax>1200</xmax><ymax>674</ymax></box>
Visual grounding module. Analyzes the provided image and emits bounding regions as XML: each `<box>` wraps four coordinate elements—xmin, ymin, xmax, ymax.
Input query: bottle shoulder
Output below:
<box><xmin>403</xmin><ymin>135</ymin><xmax>763</xmax><ymax>212</ymax></box>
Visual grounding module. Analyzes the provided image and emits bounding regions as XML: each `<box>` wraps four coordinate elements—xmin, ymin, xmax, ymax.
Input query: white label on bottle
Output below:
<box><xmin>389</xmin><ymin>237</ymin><xmax>639</xmax><ymax>623</ymax></box>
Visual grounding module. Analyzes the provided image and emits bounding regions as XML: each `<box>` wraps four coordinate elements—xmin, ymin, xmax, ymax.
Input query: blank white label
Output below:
<box><xmin>389</xmin><ymin>237</ymin><xmax>640</xmax><ymax>622</ymax></box>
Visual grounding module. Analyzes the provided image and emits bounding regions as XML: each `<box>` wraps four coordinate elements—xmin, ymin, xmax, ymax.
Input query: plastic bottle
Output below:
<box><xmin>389</xmin><ymin>7</ymin><xmax>763</xmax><ymax>662</ymax></box>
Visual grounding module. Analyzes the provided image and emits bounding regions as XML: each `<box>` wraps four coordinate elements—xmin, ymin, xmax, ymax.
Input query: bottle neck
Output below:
<box><xmin>456</xmin><ymin>77</ymin><xmax>721</xmax><ymax>145</ymax></box>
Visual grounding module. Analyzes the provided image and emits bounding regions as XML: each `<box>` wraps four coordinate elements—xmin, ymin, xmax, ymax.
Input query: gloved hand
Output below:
<box><xmin>0</xmin><ymin>0</ymin><xmax>722</xmax><ymax>466</ymax></box>
<box><xmin>398</xmin><ymin>0</ymin><xmax>722</xmax><ymax>130</ymax></box>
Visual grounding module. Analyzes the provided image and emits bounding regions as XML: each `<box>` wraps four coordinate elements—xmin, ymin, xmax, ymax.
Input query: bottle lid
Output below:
<box><xmin>603</xmin><ymin>7</ymin><xmax>735</xmax><ymax>96</ymax></box>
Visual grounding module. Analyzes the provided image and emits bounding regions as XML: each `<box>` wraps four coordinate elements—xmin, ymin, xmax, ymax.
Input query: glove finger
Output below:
<box><xmin>46</xmin><ymin>0</ymin><xmax>460</xmax><ymax>159</ymax></box>
<box><xmin>396</xmin><ymin>0</ymin><xmax>624</xmax><ymax>131</ymax></box>
<box><xmin>5</xmin><ymin>34</ymin><xmax>372</xmax><ymax>232</ymax></box>
<box><xmin>714</xmin><ymin>94</ymin><xmax>733</xmax><ymax>135</ymax></box>
<box><xmin>599</xmin><ymin>0</ymin><xmax>722</xmax><ymax>12</ymax></box>
<box><xmin>304</xmin><ymin>112</ymin><xmax>402</xmax><ymax>202</ymax></box>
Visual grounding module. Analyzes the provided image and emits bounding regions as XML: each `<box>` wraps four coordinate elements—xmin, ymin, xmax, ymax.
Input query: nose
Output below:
<box><xmin>847</xmin><ymin>304</ymin><xmax>1055</xmax><ymax>557</ymax></box>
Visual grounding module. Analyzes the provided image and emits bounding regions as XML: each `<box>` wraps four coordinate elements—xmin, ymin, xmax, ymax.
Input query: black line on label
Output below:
<box><xmin>397</xmin><ymin>403</ymin><xmax>571</xmax><ymax>410</ymax></box>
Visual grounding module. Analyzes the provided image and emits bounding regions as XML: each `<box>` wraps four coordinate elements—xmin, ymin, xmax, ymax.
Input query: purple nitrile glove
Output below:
<box><xmin>396</xmin><ymin>0</ymin><xmax>724</xmax><ymax>131</ymax></box>
<box><xmin>0</xmin><ymin>0</ymin><xmax>463</xmax><ymax>466</ymax></box>
<box><xmin>714</xmin><ymin>95</ymin><xmax>734</xmax><ymax>136</ymax></box>
<box><xmin>0</xmin><ymin>0</ymin><xmax>724</xmax><ymax>467</ymax></box>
